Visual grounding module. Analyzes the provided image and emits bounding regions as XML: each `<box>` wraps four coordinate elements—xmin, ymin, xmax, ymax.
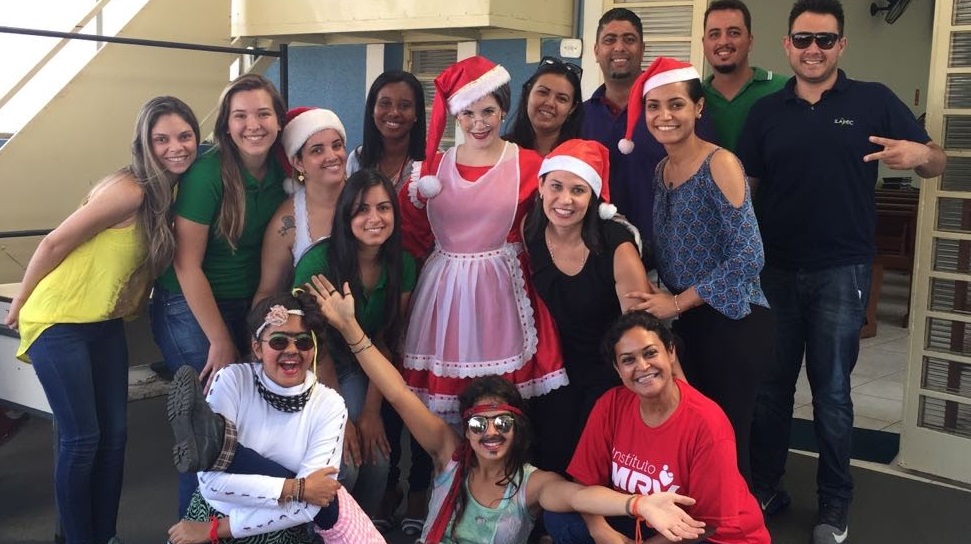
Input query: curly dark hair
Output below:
<box><xmin>248</xmin><ymin>291</ymin><xmax>328</xmax><ymax>341</ymax></box>
<box><xmin>600</xmin><ymin>311</ymin><xmax>676</xmax><ymax>367</ymax></box>
<box><xmin>449</xmin><ymin>375</ymin><xmax>532</xmax><ymax>541</ymax></box>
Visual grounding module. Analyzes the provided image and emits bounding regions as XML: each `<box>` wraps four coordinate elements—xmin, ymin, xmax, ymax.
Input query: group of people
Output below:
<box><xmin>3</xmin><ymin>0</ymin><xmax>946</xmax><ymax>543</ymax></box>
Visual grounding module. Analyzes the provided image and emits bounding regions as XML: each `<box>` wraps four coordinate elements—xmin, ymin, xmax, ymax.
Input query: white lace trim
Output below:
<box><xmin>402</xmin><ymin>242</ymin><xmax>538</xmax><ymax>378</ymax></box>
<box><xmin>407</xmin><ymin>368</ymin><xmax>570</xmax><ymax>424</ymax></box>
<box><xmin>407</xmin><ymin>160</ymin><xmax>425</xmax><ymax>209</ymax></box>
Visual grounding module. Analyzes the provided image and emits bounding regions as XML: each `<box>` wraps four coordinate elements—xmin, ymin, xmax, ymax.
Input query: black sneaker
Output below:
<box><xmin>812</xmin><ymin>501</ymin><xmax>849</xmax><ymax>544</ymax></box>
<box><xmin>753</xmin><ymin>486</ymin><xmax>791</xmax><ymax>517</ymax></box>
<box><xmin>167</xmin><ymin>366</ymin><xmax>225</xmax><ymax>473</ymax></box>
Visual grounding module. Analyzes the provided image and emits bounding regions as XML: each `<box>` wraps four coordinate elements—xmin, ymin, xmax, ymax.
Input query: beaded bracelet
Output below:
<box><xmin>673</xmin><ymin>294</ymin><xmax>682</xmax><ymax>314</ymax></box>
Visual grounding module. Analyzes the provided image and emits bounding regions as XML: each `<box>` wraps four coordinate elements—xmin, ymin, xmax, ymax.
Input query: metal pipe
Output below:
<box><xmin>0</xmin><ymin>230</ymin><xmax>52</xmax><ymax>239</ymax></box>
<box><xmin>0</xmin><ymin>25</ymin><xmax>280</xmax><ymax>58</ymax></box>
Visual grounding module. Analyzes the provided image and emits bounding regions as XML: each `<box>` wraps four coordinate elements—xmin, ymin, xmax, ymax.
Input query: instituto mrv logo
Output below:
<box><xmin>610</xmin><ymin>449</ymin><xmax>680</xmax><ymax>494</ymax></box>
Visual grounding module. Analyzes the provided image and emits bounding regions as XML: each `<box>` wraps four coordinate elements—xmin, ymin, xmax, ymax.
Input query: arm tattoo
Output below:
<box><xmin>278</xmin><ymin>215</ymin><xmax>296</xmax><ymax>237</ymax></box>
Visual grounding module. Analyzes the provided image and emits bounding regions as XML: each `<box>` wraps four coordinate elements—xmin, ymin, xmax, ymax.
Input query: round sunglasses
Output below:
<box><xmin>467</xmin><ymin>414</ymin><xmax>516</xmax><ymax>435</ymax></box>
<box><xmin>789</xmin><ymin>32</ymin><xmax>840</xmax><ymax>50</ymax></box>
<box><xmin>263</xmin><ymin>332</ymin><xmax>314</xmax><ymax>352</ymax></box>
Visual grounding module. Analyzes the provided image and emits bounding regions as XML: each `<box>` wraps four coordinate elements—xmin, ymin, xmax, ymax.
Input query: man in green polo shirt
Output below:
<box><xmin>702</xmin><ymin>0</ymin><xmax>786</xmax><ymax>152</ymax></box>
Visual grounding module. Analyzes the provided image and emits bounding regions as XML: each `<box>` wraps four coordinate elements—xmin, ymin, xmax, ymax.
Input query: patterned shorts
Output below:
<box><xmin>184</xmin><ymin>489</ymin><xmax>317</xmax><ymax>544</ymax></box>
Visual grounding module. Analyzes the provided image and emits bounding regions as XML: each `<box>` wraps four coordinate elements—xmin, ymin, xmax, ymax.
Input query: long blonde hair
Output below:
<box><xmin>211</xmin><ymin>74</ymin><xmax>287</xmax><ymax>250</ymax></box>
<box><xmin>88</xmin><ymin>96</ymin><xmax>200</xmax><ymax>277</ymax></box>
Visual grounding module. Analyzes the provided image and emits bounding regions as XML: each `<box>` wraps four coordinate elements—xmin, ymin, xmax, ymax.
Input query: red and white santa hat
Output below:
<box><xmin>416</xmin><ymin>55</ymin><xmax>511</xmax><ymax>199</ymax></box>
<box><xmin>280</xmin><ymin>107</ymin><xmax>346</xmax><ymax>193</ymax></box>
<box><xmin>618</xmin><ymin>57</ymin><xmax>701</xmax><ymax>155</ymax></box>
<box><xmin>539</xmin><ymin>139</ymin><xmax>618</xmax><ymax>220</ymax></box>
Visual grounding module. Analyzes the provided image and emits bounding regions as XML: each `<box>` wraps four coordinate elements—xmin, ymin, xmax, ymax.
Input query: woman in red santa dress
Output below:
<box><xmin>398</xmin><ymin>56</ymin><xmax>568</xmax><ymax>424</ymax></box>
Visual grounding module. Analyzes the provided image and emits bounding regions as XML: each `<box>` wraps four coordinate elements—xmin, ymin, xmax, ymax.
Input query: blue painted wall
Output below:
<box><xmin>266</xmin><ymin>38</ymin><xmax>570</xmax><ymax>150</ymax></box>
<box><xmin>266</xmin><ymin>44</ymin><xmax>368</xmax><ymax>150</ymax></box>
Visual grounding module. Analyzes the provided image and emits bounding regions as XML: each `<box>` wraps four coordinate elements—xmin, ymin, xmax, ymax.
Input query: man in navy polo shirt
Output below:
<box><xmin>737</xmin><ymin>1</ymin><xmax>946</xmax><ymax>543</ymax></box>
<box><xmin>582</xmin><ymin>7</ymin><xmax>713</xmax><ymax>262</ymax></box>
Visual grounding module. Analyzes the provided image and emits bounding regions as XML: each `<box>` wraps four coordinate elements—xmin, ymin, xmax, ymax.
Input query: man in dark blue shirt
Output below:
<box><xmin>581</xmin><ymin>7</ymin><xmax>713</xmax><ymax>263</ymax></box>
<box><xmin>737</xmin><ymin>2</ymin><xmax>946</xmax><ymax>543</ymax></box>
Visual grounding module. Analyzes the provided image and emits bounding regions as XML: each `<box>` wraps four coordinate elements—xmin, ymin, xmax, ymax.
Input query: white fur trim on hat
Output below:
<box><xmin>539</xmin><ymin>155</ymin><xmax>604</xmax><ymax>197</ymax></box>
<box><xmin>447</xmin><ymin>65</ymin><xmax>512</xmax><ymax>115</ymax></box>
<box><xmin>641</xmin><ymin>66</ymin><xmax>702</xmax><ymax>97</ymax></box>
<box><xmin>282</xmin><ymin>109</ymin><xmax>347</xmax><ymax>158</ymax></box>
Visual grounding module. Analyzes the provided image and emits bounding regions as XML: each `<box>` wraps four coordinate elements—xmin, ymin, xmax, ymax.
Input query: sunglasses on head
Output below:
<box><xmin>539</xmin><ymin>56</ymin><xmax>583</xmax><ymax>79</ymax></box>
<box><xmin>263</xmin><ymin>332</ymin><xmax>314</xmax><ymax>352</ymax></box>
<box><xmin>466</xmin><ymin>414</ymin><xmax>516</xmax><ymax>435</ymax></box>
<box><xmin>789</xmin><ymin>32</ymin><xmax>840</xmax><ymax>50</ymax></box>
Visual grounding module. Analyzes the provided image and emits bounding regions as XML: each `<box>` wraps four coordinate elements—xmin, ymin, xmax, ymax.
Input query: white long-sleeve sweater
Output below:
<box><xmin>197</xmin><ymin>362</ymin><xmax>347</xmax><ymax>538</ymax></box>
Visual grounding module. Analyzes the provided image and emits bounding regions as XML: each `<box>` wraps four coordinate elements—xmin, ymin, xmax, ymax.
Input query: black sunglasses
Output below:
<box><xmin>789</xmin><ymin>32</ymin><xmax>840</xmax><ymax>50</ymax></box>
<box><xmin>539</xmin><ymin>55</ymin><xmax>583</xmax><ymax>79</ymax></box>
<box><xmin>467</xmin><ymin>414</ymin><xmax>516</xmax><ymax>435</ymax></box>
<box><xmin>263</xmin><ymin>332</ymin><xmax>314</xmax><ymax>352</ymax></box>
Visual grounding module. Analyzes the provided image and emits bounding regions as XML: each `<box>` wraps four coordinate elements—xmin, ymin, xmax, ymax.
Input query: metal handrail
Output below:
<box><xmin>0</xmin><ymin>230</ymin><xmax>52</xmax><ymax>239</ymax></box>
<box><xmin>0</xmin><ymin>25</ymin><xmax>289</xmax><ymax>102</ymax></box>
<box><xmin>0</xmin><ymin>0</ymin><xmax>114</xmax><ymax>111</ymax></box>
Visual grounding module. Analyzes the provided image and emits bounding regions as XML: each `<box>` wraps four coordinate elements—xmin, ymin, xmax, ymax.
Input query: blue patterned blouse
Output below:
<box><xmin>653</xmin><ymin>149</ymin><xmax>769</xmax><ymax>320</ymax></box>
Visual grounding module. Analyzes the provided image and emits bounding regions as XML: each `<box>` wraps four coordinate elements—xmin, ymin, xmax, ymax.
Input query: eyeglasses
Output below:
<box><xmin>789</xmin><ymin>32</ymin><xmax>840</xmax><ymax>50</ymax></box>
<box><xmin>539</xmin><ymin>56</ymin><xmax>583</xmax><ymax>79</ymax></box>
<box><xmin>459</xmin><ymin>108</ymin><xmax>501</xmax><ymax>126</ymax></box>
<box><xmin>466</xmin><ymin>414</ymin><xmax>516</xmax><ymax>435</ymax></box>
<box><xmin>263</xmin><ymin>332</ymin><xmax>315</xmax><ymax>351</ymax></box>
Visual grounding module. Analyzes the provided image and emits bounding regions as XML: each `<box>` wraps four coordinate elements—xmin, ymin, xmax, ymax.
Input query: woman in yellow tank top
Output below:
<box><xmin>4</xmin><ymin>96</ymin><xmax>200</xmax><ymax>544</ymax></box>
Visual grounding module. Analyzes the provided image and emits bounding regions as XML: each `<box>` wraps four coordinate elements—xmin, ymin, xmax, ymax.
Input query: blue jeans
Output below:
<box><xmin>544</xmin><ymin>511</ymin><xmax>640</xmax><ymax>543</ymax></box>
<box><xmin>751</xmin><ymin>263</ymin><xmax>870</xmax><ymax>507</ymax></box>
<box><xmin>149</xmin><ymin>283</ymin><xmax>251</xmax><ymax>517</ymax></box>
<box><xmin>29</xmin><ymin>320</ymin><xmax>129</xmax><ymax>544</ymax></box>
<box><xmin>149</xmin><ymin>284</ymin><xmax>251</xmax><ymax>376</ymax></box>
<box><xmin>337</xmin><ymin>364</ymin><xmax>390</xmax><ymax>516</ymax></box>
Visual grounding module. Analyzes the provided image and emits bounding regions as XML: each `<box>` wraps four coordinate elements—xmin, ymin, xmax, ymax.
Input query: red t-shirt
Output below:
<box><xmin>568</xmin><ymin>381</ymin><xmax>770</xmax><ymax>544</ymax></box>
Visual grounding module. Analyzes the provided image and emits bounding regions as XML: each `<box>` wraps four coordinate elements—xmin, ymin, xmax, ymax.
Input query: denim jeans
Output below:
<box><xmin>149</xmin><ymin>283</ymin><xmax>251</xmax><ymax>517</ymax></box>
<box><xmin>29</xmin><ymin>319</ymin><xmax>129</xmax><ymax>544</ymax></box>
<box><xmin>149</xmin><ymin>284</ymin><xmax>251</xmax><ymax>376</ymax></box>
<box><xmin>544</xmin><ymin>511</ymin><xmax>640</xmax><ymax>544</ymax></box>
<box><xmin>224</xmin><ymin>445</ymin><xmax>339</xmax><ymax>528</ymax></box>
<box><xmin>337</xmin><ymin>363</ymin><xmax>390</xmax><ymax>516</ymax></box>
<box><xmin>751</xmin><ymin>263</ymin><xmax>870</xmax><ymax>507</ymax></box>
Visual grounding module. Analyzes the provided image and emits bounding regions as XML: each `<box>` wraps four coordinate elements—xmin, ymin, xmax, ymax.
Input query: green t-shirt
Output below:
<box><xmin>293</xmin><ymin>239</ymin><xmax>417</xmax><ymax>335</ymax></box>
<box><xmin>703</xmin><ymin>67</ymin><xmax>788</xmax><ymax>153</ymax></box>
<box><xmin>157</xmin><ymin>149</ymin><xmax>286</xmax><ymax>300</ymax></box>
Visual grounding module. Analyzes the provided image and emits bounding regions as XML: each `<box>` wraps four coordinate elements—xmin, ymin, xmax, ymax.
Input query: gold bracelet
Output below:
<box><xmin>351</xmin><ymin>338</ymin><xmax>373</xmax><ymax>354</ymax></box>
<box><xmin>673</xmin><ymin>294</ymin><xmax>682</xmax><ymax>314</ymax></box>
<box><xmin>347</xmin><ymin>330</ymin><xmax>367</xmax><ymax>347</ymax></box>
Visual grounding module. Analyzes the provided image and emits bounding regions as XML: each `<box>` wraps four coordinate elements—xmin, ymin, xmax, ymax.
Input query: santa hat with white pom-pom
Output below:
<box><xmin>416</xmin><ymin>56</ymin><xmax>511</xmax><ymax>199</ymax></box>
<box><xmin>540</xmin><ymin>139</ymin><xmax>644</xmax><ymax>255</ymax></box>
<box><xmin>617</xmin><ymin>57</ymin><xmax>700</xmax><ymax>155</ymax></box>
<box><xmin>539</xmin><ymin>139</ymin><xmax>617</xmax><ymax>219</ymax></box>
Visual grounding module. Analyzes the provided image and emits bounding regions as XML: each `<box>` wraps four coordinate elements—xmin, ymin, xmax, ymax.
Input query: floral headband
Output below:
<box><xmin>255</xmin><ymin>304</ymin><xmax>305</xmax><ymax>338</ymax></box>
